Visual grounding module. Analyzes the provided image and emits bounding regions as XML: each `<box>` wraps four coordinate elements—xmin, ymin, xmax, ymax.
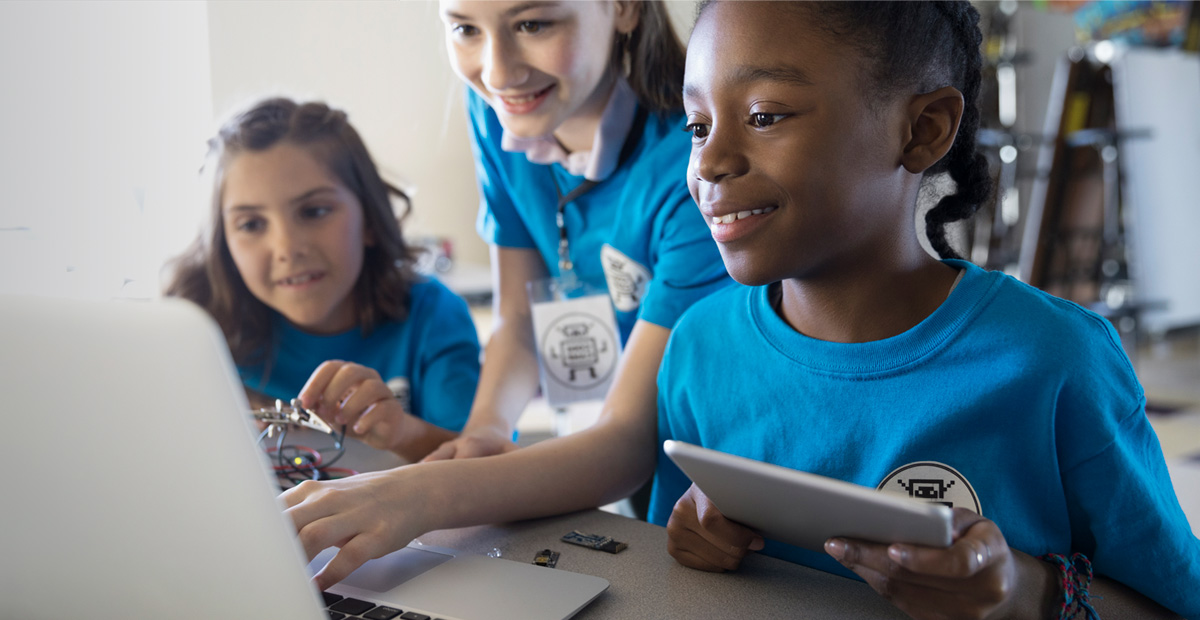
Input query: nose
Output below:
<box><xmin>270</xmin><ymin>222</ymin><xmax>307</xmax><ymax>263</ymax></box>
<box><xmin>690</xmin><ymin>123</ymin><xmax>748</xmax><ymax>185</ymax></box>
<box><xmin>481</xmin><ymin>34</ymin><xmax>529</xmax><ymax>92</ymax></box>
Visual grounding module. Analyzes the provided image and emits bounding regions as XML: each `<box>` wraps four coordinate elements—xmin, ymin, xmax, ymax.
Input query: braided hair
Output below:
<box><xmin>807</xmin><ymin>1</ymin><xmax>992</xmax><ymax>259</ymax></box>
<box><xmin>698</xmin><ymin>1</ymin><xmax>992</xmax><ymax>259</ymax></box>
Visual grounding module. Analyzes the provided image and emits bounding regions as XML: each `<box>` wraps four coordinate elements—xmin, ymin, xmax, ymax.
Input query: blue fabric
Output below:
<box><xmin>467</xmin><ymin>91</ymin><xmax>731</xmax><ymax>343</ymax></box>
<box><xmin>238</xmin><ymin>277</ymin><xmax>480</xmax><ymax>433</ymax></box>
<box><xmin>651</xmin><ymin>259</ymin><xmax>1200</xmax><ymax>617</ymax></box>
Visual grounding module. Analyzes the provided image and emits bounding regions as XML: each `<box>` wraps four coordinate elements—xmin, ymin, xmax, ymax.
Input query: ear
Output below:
<box><xmin>613</xmin><ymin>0</ymin><xmax>641</xmax><ymax>35</ymax></box>
<box><xmin>363</xmin><ymin>225</ymin><xmax>376</xmax><ymax>248</ymax></box>
<box><xmin>900</xmin><ymin>86</ymin><xmax>964</xmax><ymax>174</ymax></box>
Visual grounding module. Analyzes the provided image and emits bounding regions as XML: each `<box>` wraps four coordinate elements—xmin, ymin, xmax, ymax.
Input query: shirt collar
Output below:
<box><xmin>500</xmin><ymin>77</ymin><xmax>638</xmax><ymax>182</ymax></box>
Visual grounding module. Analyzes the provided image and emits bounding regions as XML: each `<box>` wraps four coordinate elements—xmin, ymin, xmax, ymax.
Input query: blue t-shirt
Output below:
<box><xmin>467</xmin><ymin>91</ymin><xmax>730</xmax><ymax>343</ymax></box>
<box><xmin>652</xmin><ymin>260</ymin><xmax>1200</xmax><ymax>618</ymax></box>
<box><xmin>239</xmin><ymin>277</ymin><xmax>480</xmax><ymax>433</ymax></box>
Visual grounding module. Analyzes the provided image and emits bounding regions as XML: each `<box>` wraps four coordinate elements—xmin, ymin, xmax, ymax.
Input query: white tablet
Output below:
<box><xmin>663</xmin><ymin>440</ymin><xmax>954</xmax><ymax>551</ymax></box>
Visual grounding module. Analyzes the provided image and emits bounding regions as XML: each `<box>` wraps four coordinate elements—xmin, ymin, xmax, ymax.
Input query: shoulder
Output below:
<box><xmin>968</xmin><ymin>262</ymin><xmax>1126</xmax><ymax>356</ymax></box>
<box><xmin>953</xmin><ymin>261</ymin><xmax>1142</xmax><ymax>406</ymax></box>
<box><xmin>407</xmin><ymin>276</ymin><xmax>471</xmax><ymax>316</ymax></box>
<box><xmin>669</xmin><ymin>283</ymin><xmax>751</xmax><ymax>343</ymax></box>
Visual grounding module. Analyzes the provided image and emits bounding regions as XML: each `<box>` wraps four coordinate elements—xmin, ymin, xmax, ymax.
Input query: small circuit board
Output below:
<box><xmin>533</xmin><ymin>548</ymin><xmax>560</xmax><ymax>568</ymax></box>
<box><xmin>561</xmin><ymin>530</ymin><xmax>628</xmax><ymax>554</ymax></box>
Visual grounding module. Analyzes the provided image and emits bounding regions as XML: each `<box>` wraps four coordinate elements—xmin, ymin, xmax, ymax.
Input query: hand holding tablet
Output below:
<box><xmin>663</xmin><ymin>440</ymin><xmax>954</xmax><ymax>552</ymax></box>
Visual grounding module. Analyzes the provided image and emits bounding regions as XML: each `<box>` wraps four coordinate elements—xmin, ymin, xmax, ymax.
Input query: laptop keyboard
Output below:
<box><xmin>323</xmin><ymin>591</ymin><xmax>450</xmax><ymax>620</ymax></box>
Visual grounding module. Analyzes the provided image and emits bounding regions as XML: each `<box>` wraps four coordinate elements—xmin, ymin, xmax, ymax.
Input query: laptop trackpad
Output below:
<box><xmin>308</xmin><ymin>545</ymin><xmax>453</xmax><ymax>593</ymax></box>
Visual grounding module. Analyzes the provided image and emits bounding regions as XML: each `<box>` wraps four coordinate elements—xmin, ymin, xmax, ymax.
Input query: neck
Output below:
<box><xmin>775</xmin><ymin>250</ymin><xmax>958</xmax><ymax>344</ymax></box>
<box><xmin>552</xmin><ymin>72</ymin><xmax>617</xmax><ymax>154</ymax></box>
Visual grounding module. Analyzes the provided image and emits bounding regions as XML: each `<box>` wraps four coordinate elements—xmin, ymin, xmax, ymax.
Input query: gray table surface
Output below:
<box><xmin>419</xmin><ymin>508</ymin><xmax>908</xmax><ymax>619</ymax></box>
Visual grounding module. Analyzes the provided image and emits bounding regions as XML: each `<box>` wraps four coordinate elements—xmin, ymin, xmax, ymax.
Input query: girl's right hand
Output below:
<box><xmin>666</xmin><ymin>483</ymin><xmax>765</xmax><ymax>572</ymax></box>
<box><xmin>282</xmin><ymin>466</ymin><xmax>430</xmax><ymax>590</ymax></box>
<box><xmin>421</xmin><ymin>427</ymin><xmax>519</xmax><ymax>462</ymax></box>
<box><xmin>298</xmin><ymin>360</ymin><xmax>410</xmax><ymax>452</ymax></box>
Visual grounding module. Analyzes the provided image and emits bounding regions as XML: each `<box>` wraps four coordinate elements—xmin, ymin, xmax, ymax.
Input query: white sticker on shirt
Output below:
<box><xmin>386</xmin><ymin>376</ymin><xmax>411</xmax><ymax>414</ymax></box>
<box><xmin>877</xmin><ymin>461</ymin><xmax>981</xmax><ymax>514</ymax></box>
<box><xmin>600</xmin><ymin>243</ymin><xmax>651</xmax><ymax>313</ymax></box>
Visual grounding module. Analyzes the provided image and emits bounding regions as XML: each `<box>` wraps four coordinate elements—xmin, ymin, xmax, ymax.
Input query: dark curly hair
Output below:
<box><xmin>164</xmin><ymin>97</ymin><xmax>420</xmax><ymax>365</ymax></box>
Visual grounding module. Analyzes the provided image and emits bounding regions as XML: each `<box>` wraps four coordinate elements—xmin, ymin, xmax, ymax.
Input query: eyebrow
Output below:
<box><xmin>684</xmin><ymin>64</ymin><xmax>814</xmax><ymax>99</ymax></box>
<box><xmin>223</xmin><ymin>187</ymin><xmax>339</xmax><ymax>212</ymax></box>
<box><xmin>443</xmin><ymin>1</ymin><xmax>560</xmax><ymax>21</ymax></box>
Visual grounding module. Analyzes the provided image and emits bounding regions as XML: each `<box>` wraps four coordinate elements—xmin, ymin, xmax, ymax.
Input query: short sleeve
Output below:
<box><xmin>467</xmin><ymin>91</ymin><xmax>536</xmax><ymax>249</ymax></box>
<box><xmin>1060</xmin><ymin>406</ymin><xmax>1200</xmax><ymax>618</ymax></box>
<box><xmin>407</xmin><ymin>279</ymin><xmax>482</xmax><ymax>432</ymax></box>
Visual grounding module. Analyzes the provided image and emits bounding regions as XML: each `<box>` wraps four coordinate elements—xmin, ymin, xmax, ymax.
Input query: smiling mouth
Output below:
<box><xmin>278</xmin><ymin>272</ymin><xmax>324</xmax><ymax>286</ymax></box>
<box><xmin>710</xmin><ymin>206</ymin><xmax>778</xmax><ymax>224</ymax></box>
<box><xmin>494</xmin><ymin>84</ymin><xmax>555</xmax><ymax>114</ymax></box>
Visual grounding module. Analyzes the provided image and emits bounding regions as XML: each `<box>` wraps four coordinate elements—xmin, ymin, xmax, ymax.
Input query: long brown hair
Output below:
<box><xmin>164</xmin><ymin>97</ymin><xmax>420</xmax><ymax>365</ymax></box>
<box><xmin>613</xmin><ymin>1</ymin><xmax>687</xmax><ymax>112</ymax></box>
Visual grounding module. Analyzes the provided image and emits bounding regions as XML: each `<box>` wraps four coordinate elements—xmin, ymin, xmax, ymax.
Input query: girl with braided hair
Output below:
<box><xmin>660</xmin><ymin>2</ymin><xmax>1199</xmax><ymax>618</ymax></box>
<box><xmin>279</xmin><ymin>4</ymin><xmax>1197</xmax><ymax>616</ymax></box>
<box><xmin>166</xmin><ymin>97</ymin><xmax>481</xmax><ymax>463</ymax></box>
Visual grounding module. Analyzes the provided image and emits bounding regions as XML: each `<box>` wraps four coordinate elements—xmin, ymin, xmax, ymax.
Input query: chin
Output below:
<box><xmin>720</xmin><ymin>251</ymin><xmax>777</xmax><ymax>288</ymax></box>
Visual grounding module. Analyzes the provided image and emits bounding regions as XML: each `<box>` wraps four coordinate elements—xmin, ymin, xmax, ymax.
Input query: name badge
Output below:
<box><xmin>528</xmin><ymin>276</ymin><xmax>623</xmax><ymax>407</ymax></box>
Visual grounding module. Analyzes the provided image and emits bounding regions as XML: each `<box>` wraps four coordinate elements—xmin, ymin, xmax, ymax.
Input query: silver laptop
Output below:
<box><xmin>0</xmin><ymin>294</ymin><xmax>608</xmax><ymax>620</ymax></box>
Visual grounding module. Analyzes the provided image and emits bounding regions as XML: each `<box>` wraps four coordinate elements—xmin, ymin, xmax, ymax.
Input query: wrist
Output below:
<box><xmin>461</xmin><ymin>413</ymin><xmax>513</xmax><ymax>440</ymax></box>
<box><xmin>997</xmin><ymin>551</ymin><xmax>1060</xmax><ymax>620</ymax></box>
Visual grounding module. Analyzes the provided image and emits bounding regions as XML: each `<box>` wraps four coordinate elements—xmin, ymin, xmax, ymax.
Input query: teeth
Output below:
<box><xmin>284</xmin><ymin>274</ymin><xmax>316</xmax><ymax>285</ymax></box>
<box><xmin>711</xmin><ymin>206</ymin><xmax>777</xmax><ymax>225</ymax></box>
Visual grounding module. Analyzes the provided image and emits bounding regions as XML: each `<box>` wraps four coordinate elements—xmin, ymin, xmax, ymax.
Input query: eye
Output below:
<box><xmin>235</xmin><ymin>217</ymin><xmax>265</xmax><ymax>233</ymax></box>
<box><xmin>299</xmin><ymin>205</ymin><xmax>333</xmax><ymax>220</ymax></box>
<box><xmin>749</xmin><ymin>112</ymin><xmax>786</xmax><ymax>128</ymax></box>
<box><xmin>684</xmin><ymin>122</ymin><xmax>710</xmax><ymax>140</ymax></box>
<box><xmin>451</xmin><ymin>23</ymin><xmax>479</xmax><ymax>38</ymax></box>
<box><xmin>517</xmin><ymin>20</ymin><xmax>551</xmax><ymax>34</ymax></box>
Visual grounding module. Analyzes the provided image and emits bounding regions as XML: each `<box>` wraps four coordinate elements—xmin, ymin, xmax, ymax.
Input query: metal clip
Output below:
<box><xmin>250</xmin><ymin>398</ymin><xmax>335</xmax><ymax>436</ymax></box>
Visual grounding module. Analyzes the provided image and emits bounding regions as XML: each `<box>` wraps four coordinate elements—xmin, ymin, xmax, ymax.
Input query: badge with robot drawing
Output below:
<box><xmin>876</xmin><ymin>461</ymin><xmax>982</xmax><ymax>514</ymax></box>
<box><xmin>529</xmin><ymin>278</ymin><xmax>623</xmax><ymax>406</ymax></box>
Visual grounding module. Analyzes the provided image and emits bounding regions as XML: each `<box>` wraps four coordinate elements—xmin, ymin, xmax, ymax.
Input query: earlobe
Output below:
<box><xmin>900</xmin><ymin>86</ymin><xmax>964</xmax><ymax>174</ymax></box>
<box><xmin>613</xmin><ymin>0</ymin><xmax>641</xmax><ymax>35</ymax></box>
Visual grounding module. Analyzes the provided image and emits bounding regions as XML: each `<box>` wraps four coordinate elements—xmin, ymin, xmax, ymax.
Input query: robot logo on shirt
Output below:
<box><xmin>601</xmin><ymin>244</ymin><xmax>651</xmax><ymax>313</ymax></box>
<box><xmin>877</xmin><ymin>461</ymin><xmax>981</xmax><ymax>514</ymax></box>
<box><xmin>385</xmin><ymin>376</ymin><xmax>412</xmax><ymax>414</ymax></box>
<box><xmin>540</xmin><ymin>312</ymin><xmax>619</xmax><ymax>390</ymax></box>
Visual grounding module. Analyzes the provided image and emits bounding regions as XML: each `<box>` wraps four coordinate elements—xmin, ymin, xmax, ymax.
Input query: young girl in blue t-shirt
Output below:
<box><xmin>653</xmin><ymin>2</ymin><xmax>1199</xmax><ymax>619</ymax></box>
<box><xmin>421</xmin><ymin>0</ymin><xmax>730</xmax><ymax>462</ymax></box>
<box><xmin>166</xmin><ymin>97</ymin><xmax>481</xmax><ymax>463</ymax></box>
<box><xmin>279</xmin><ymin>2</ymin><xmax>1199</xmax><ymax>617</ymax></box>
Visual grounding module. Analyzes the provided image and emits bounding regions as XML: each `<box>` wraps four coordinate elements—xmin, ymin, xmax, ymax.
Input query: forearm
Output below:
<box><xmin>419</xmin><ymin>413</ymin><xmax>657</xmax><ymax>529</ymax></box>
<box><xmin>462</xmin><ymin>315</ymin><xmax>541</xmax><ymax>437</ymax></box>
<box><xmin>389</xmin><ymin>414</ymin><xmax>460</xmax><ymax>463</ymax></box>
<box><xmin>415</xmin><ymin>321</ymin><xmax>668</xmax><ymax>527</ymax></box>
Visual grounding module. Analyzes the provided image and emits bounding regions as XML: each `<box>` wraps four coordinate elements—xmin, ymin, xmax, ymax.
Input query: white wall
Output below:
<box><xmin>0</xmin><ymin>1</ymin><xmax>214</xmax><ymax>299</ymax></box>
<box><xmin>205</xmin><ymin>0</ymin><xmax>700</xmax><ymax>269</ymax></box>
<box><xmin>206</xmin><ymin>0</ymin><xmax>488</xmax><ymax>266</ymax></box>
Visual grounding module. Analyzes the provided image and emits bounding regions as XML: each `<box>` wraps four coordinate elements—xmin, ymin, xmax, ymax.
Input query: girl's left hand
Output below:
<box><xmin>824</xmin><ymin>508</ymin><xmax>1046</xmax><ymax>620</ymax></box>
<box><xmin>299</xmin><ymin>360</ymin><xmax>410</xmax><ymax>452</ymax></box>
